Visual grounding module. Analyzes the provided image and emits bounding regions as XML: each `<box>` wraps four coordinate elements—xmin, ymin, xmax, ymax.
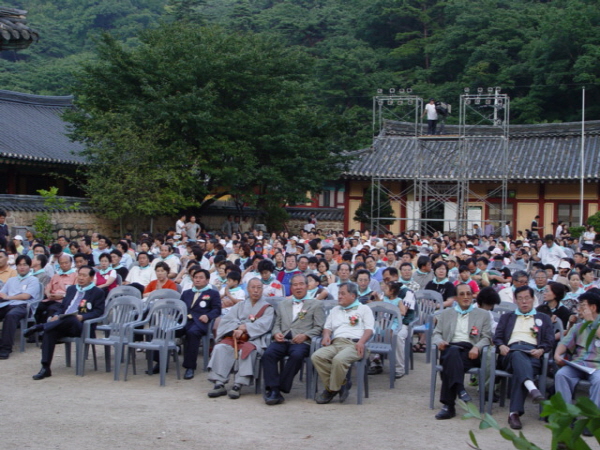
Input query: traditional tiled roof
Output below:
<box><xmin>0</xmin><ymin>7</ymin><xmax>39</xmax><ymax>50</ymax></box>
<box><xmin>0</xmin><ymin>194</ymin><xmax>90</xmax><ymax>212</ymax></box>
<box><xmin>286</xmin><ymin>207</ymin><xmax>344</xmax><ymax>222</ymax></box>
<box><xmin>344</xmin><ymin>120</ymin><xmax>600</xmax><ymax>181</ymax></box>
<box><xmin>0</xmin><ymin>90</ymin><xmax>85</xmax><ymax>165</ymax></box>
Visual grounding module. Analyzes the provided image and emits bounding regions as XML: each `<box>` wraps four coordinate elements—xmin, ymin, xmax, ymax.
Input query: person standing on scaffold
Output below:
<box><xmin>423</xmin><ymin>98</ymin><xmax>438</xmax><ymax>135</ymax></box>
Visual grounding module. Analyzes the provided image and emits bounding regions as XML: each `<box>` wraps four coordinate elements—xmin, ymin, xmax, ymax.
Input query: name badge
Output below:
<box><xmin>87</xmin><ymin>302</ymin><xmax>92</xmax><ymax>310</ymax></box>
<box><xmin>535</xmin><ymin>318</ymin><xmax>542</xmax><ymax>327</ymax></box>
<box><xmin>22</xmin><ymin>284</ymin><xmax>27</xmax><ymax>292</ymax></box>
<box><xmin>199</xmin><ymin>301</ymin><xmax>206</xmax><ymax>308</ymax></box>
<box><xmin>595</xmin><ymin>340</ymin><xmax>600</xmax><ymax>348</ymax></box>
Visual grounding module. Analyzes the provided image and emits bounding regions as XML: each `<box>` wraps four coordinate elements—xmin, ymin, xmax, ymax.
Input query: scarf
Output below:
<box><xmin>515</xmin><ymin>308</ymin><xmax>536</xmax><ymax>317</ymax></box>
<box><xmin>98</xmin><ymin>268</ymin><xmax>113</xmax><ymax>276</ymax></box>
<box><xmin>293</xmin><ymin>295</ymin><xmax>311</xmax><ymax>303</ymax></box>
<box><xmin>192</xmin><ymin>285</ymin><xmax>211</xmax><ymax>293</ymax></box>
<box><xmin>433</xmin><ymin>277</ymin><xmax>449</xmax><ymax>285</ymax></box>
<box><xmin>454</xmin><ymin>303</ymin><xmax>474</xmax><ymax>315</ymax></box>
<box><xmin>358</xmin><ymin>287</ymin><xmax>372</xmax><ymax>297</ymax></box>
<box><xmin>342</xmin><ymin>299</ymin><xmax>360</xmax><ymax>310</ymax></box>
<box><xmin>17</xmin><ymin>271</ymin><xmax>32</xmax><ymax>281</ymax></box>
<box><xmin>307</xmin><ymin>288</ymin><xmax>318</xmax><ymax>298</ymax></box>
<box><xmin>57</xmin><ymin>268</ymin><xmax>76</xmax><ymax>276</ymax></box>
<box><xmin>415</xmin><ymin>269</ymin><xmax>429</xmax><ymax>276</ymax></box>
<box><xmin>261</xmin><ymin>275</ymin><xmax>275</xmax><ymax>285</ymax></box>
<box><xmin>32</xmin><ymin>269</ymin><xmax>46</xmax><ymax>276</ymax></box>
<box><xmin>76</xmin><ymin>282</ymin><xmax>95</xmax><ymax>293</ymax></box>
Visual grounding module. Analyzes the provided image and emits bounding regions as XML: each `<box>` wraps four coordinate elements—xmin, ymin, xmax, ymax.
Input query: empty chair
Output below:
<box><xmin>124</xmin><ymin>298</ymin><xmax>187</xmax><ymax>386</ymax></box>
<box><xmin>80</xmin><ymin>296</ymin><xmax>144</xmax><ymax>380</ymax></box>
<box><xmin>366</xmin><ymin>303</ymin><xmax>401</xmax><ymax>388</ymax></box>
<box><xmin>411</xmin><ymin>290</ymin><xmax>444</xmax><ymax>364</ymax></box>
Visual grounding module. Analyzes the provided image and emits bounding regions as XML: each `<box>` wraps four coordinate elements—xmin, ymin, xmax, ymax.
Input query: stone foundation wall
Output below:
<box><xmin>287</xmin><ymin>219</ymin><xmax>345</xmax><ymax>235</ymax></box>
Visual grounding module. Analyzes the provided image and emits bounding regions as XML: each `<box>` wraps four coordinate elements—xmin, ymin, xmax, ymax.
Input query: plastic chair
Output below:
<box><xmin>96</xmin><ymin>285</ymin><xmax>143</xmax><ymax>353</ymax></box>
<box><xmin>499</xmin><ymin>301</ymin><xmax>517</xmax><ymax>311</ymax></box>
<box><xmin>311</xmin><ymin>332</ymin><xmax>372</xmax><ymax>405</ymax></box>
<box><xmin>411</xmin><ymin>290</ymin><xmax>444</xmax><ymax>365</ymax></box>
<box><xmin>367</xmin><ymin>302</ymin><xmax>401</xmax><ymax>388</ymax></box>
<box><xmin>80</xmin><ymin>296</ymin><xmax>144</xmax><ymax>380</ymax></box>
<box><xmin>144</xmin><ymin>288</ymin><xmax>181</xmax><ymax>310</ymax></box>
<box><xmin>486</xmin><ymin>347</ymin><xmax>550</xmax><ymax>415</ymax></box>
<box><xmin>19</xmin><ymin>281</ymin><xmax>44</xmax><ymax>352</ymax></box>
<box><xmin>429</xmin><ymin>344</ymin><xmax>490</xmax><ymax>413</ymax></box>
<box><xmin>124</xmin><ymin>298</ymin><xmax>187</xmax><ymax>386</ymax></box>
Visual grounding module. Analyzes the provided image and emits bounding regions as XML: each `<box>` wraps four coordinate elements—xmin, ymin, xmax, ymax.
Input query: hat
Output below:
<box><xmin>422</xmin><ymin>239</ymin><xmax>430</xmax><ymax>245</ymax></box>
<box><xmin>522</xmin><ymin>243</ymin><xmax>530</xmax><ymax>248</ymax></box>
<box><xmin>558</xmin><ymin>261</ymin><xmax>570</xmax><ymax>269</ymax></box>
<box><xmin>354</xmin><ymin>231</ymin><xmax>361</xmax><ymax>238</ymax></box>
<box><xmin>408</xmin><ymin>246</ymin><xmax>418</xmax><ymax>252</ymax></box>
<box><xmin>291</xmin><ymin>236</ymin><xmax>299</xmax><ymax>242</ymax></box>
<box><xmin>13</xmin><ymin>235</ymin><xmax>23</xmax><ymax>241</ymax></box>
<box><xmin>446</xmin><ymin>255</ymin><xmax>457</xmax><ymax>262</ymax></box>
<box><xmin>198</xmin><ymin>239</ymin><xmax>206</xmax><ymax>243</ymax></box>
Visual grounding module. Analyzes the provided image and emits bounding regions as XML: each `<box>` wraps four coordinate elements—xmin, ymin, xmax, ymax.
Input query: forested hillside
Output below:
<box><xmin>2</xmin><ymin>0</ymin><xmax>600</xmax><ymax>145</ymax></box>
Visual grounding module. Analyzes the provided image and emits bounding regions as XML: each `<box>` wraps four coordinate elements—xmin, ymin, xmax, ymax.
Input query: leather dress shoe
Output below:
<box><xmin>24</xmin><ymin>324</ymin><xmax>42</xmax><ymax>338</ymax></box>
<box><xmin>435</xmin><ymin>405</ymin><xmax>456</xmax><ymax>420</ymax></box>
<box><xmin>0</xmin><ymin>352</ymin><xmax>9</xmax><ymax>360</ymax></box>
<box><xmin>368</xmin><ymin>366</ymin><xmax>383</xmax><ymax>375</ymax></box>
<box><xmin>315</xmin><ymin>389</ymin><xmax>338</xmax><ymax>404</ymax></box>
<box><xmin>530</xmin><ymin>389</ymin><xmax>545</xmax><ymax>404</ymax></box>
<box><xmin>32</xmin><ymin>367</ymin><xmax>52</xmax><ymax>380</ymax></box>
<box><xmin>145</xmin><ymin>364</ymin><xmax>164</xmax><ymax>375</ymax></box>
<box><xmin>458</xmin><ymin>389</ymin><xmax>472</xmax><ymax>403</ymax></box>
<box><xmin>183</xmin><ymin>369</ymin><xmax>194</xmax><ymax>380</ymax></box>
<box><xmin>508</xmin><ymin>413</ymin><xmax>522</xmax><ymax>430</ymax></box>
<box><xmin>265</xmin><ymin>390</ymin><xmax>285</xmax><ymax>406</ymax></box>
<box><xmin>339</xmin><ymin>379</ymin><xmax>353</xmax><ymax>403</ymax></box>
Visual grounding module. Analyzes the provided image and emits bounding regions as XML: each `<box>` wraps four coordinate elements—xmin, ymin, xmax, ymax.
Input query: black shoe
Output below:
<box><xmin>530</xmin><ymin>389</ymin><xmax>545</xmax><ymax>404</ymax></box>
<box><xmin>0</xmin><ymin>352</ymin><xmax>9</xmax><ymax>360</ymax></box>
<box><xmin>32</xmin><ymin>367</ymin><xmax>52</xmax><ymax>380</ymax></box>
<box><xmin>582</xmin><ymin>427</ymin><xmax>593</xmax><ymax>437</ymax></box>
<box><xmin>435</xmin><ymin>405</ymin><xmax>456</xmax><ymax>420</ymax></box>
<box><xmin>23</xmin><ymin>324</ymin><xmax>42</xmax><ymax>338</ymax></box>
<box><xmin>315</xmin><ymin>389</ymin><xmax>338</xmax><ymax>404</ymax></box>
<box><xmin>508</xmin><ymin>413</ymin><xmax>522</xmax><ymax>430</ymax></box>
<box><xmin>145</xmin><ymin>364</ymin><xmax>160</xmax><ymax>375</ymax></box>
<box><xmin>183</xmin><ymin>369</ymin><xmax>194</xmax><ymax>380</ymax></box>
<box><xmin>339</xmin><ymin>379</ymin><xmax>353</xmax><ymax>403</ymax></box>
<box><xmin>368</xmin><ymin>366</ymin><xmax>383</xmax><ymax>375</ymax></box>
<box><xmin>459</xmin><ymin>389</ymin><xmax>472</xmax><ymax>403</ymax></box>
<box><xmin>265</xmin><ymin>390</ymin><xmax>285</xmax><ymax>406</ymax></box>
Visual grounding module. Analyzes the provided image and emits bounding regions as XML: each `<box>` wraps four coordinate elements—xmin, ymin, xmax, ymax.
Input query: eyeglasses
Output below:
<box><xmin>457</xmin><ymin>292</ymin><xmax>473</xmax><ymax>297</ymax></box>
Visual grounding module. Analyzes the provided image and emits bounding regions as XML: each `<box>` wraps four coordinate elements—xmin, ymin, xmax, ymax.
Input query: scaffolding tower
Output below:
<box><xmin>370</xmin><ymin>88</ymin><xmax>510</xmax><ymax>237</ymax></box>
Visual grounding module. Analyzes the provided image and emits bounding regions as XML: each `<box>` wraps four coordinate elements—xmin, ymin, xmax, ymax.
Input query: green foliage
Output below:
<box><xmin>569</xmin><ymin>226</ymin><xmax>586</xmax><ymax>239</ymax></box>
<box><xmin>263</xmin><ymin>204</ymin><xmax>290</xmax><ymax>233</ymax></box>
<box><xmin>460</xmin><ymin>394</ymin><xmax>600</xmax><ymax>450</ymax></box>
<box><xmin>32</xmin><ymin>187</ymin><xmax>80</xmax><ymax>243</ymax></box>
<box><xmin>353</xmin><ymin>185</ymin><xmax>395</xmax><ymax>227</ymax></box>
<box><xmin>67</xmin><ymin>24</ymin><xmax>345</xmax><ymax>219</ymax></box>
<box><xmin>586</xmin><ymin>212</ymin><xmax>600</xmax><ymax>233</ymax></box>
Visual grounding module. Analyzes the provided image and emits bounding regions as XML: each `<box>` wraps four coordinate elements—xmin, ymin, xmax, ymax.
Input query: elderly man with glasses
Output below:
<box><xmin>432</xmin><ymin>283</ymin><xmax>493</xmax><ymax>420</ymax></box>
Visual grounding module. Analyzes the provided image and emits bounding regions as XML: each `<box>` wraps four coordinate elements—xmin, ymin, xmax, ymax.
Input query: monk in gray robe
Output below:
<box><xmin>207</xmin><ymin>278</ymin><xmax>274</xmax><ymax>399</ymax></box>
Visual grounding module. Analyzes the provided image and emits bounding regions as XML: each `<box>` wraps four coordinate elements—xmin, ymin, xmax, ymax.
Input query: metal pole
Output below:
<box><xmin>580</xmin><ymin>87</ymin><xmax>585</xmax><ymax>226</ymax></box>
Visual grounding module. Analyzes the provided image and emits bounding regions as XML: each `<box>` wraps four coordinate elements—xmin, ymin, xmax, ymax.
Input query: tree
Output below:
<box><xmin>353</xmin><ymin>185</ymin><xmax>395</xmax><ymax>229</ymax></box>
<box><xmin>66</xmin><ymin>24</ymin><xmax>346</xmax><ymax>221</ymax></box>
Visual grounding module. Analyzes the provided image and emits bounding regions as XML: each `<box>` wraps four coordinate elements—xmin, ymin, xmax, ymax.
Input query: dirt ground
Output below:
<box><xmin>1</xmin><ymin>343</ymin><xmax>580</xmax><ymax>450</ymax></box>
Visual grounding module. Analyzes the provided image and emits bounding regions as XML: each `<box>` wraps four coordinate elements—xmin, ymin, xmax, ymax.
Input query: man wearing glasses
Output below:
<box><xmin>432</xmin><ymin>283</ymin><xmax>492</xmax><ymax>420</ymax></box>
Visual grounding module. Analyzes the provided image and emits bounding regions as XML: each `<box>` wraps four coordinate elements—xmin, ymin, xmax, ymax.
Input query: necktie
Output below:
<box><xmin>65</xmin><ymin>291</ymin><xmax>84</xmax><ymax>314</ymax></box>
<box><xmin>191</xmin><ymin>291</ymin><xmax>201</xmax><ymax>309</ymax></box>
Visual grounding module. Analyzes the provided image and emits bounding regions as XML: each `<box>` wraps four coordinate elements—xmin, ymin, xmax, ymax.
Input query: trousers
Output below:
<box><xmin>262</xmin><ymin>341</ymin><xmax>310</xmax><ymax>393</ymax></box>
<box><xmin>311</xmin><ymin>338</ymin><xmax>365</xmax><ymax>392</ymax></box>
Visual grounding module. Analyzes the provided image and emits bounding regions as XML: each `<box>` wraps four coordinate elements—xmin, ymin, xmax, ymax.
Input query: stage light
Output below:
<box><xmin>407</xmin><ymin>88</ymin><xmax>412</xmax><ymax>93</ymax></box>
<box><xmin>378</xmin><ymin>100</ymin><xmax>383</xmax><ymax>106</ymax></box>
<box><xmin>464</xmin><ymin>88</ymin><xmax>470</xmax><ymax>93</ymax></box>
<box><xmin>377</xmin><ymin>89</ymin><xmax>383</xmax><ymax>94</ymax></box>
<box><xmin>477</xmin><ymin>87</ymin><xmax>483</xmax><ymax>94</ymax></box>
<box><xmin>487</xmin><ymin>87</ymin><xmax>493</xmax><ymax>93</ymax></box>
<box><xmin>399</xmin><ymin>89</ymin><xmax>405</xmax><ymax>94</ymax></box>
<box><xmin>389</xmin><ymin>88</ymin><xmax>395</xmax><ymax>94</ymax></box>
<box><xmin>388</xmin><ymin>100</ymin><xmax>394</xmax><ymax>105</ymax></box>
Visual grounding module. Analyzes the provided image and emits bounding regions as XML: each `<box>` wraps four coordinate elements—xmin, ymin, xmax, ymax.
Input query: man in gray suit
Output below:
<box><xmin>262</xmin><ymin>274</ymin><xmax>325</xmax><ymax>405</ymax></box>
<box><xmin>432</xmin><ymin>283</ymin><xmax>492</xmax><ymax>420</ymax></box>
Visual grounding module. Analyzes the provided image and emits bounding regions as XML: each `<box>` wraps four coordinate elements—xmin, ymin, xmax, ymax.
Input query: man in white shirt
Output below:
<box><xmin>537</xmin><ymin>234</ymin><xmax>567</xmax><ymax>270</ymax></box>
<box><xmin>422</xmin><ymin>98</ymin><xmax>438</xmax><ymax>135</ymax></box>
<box><xmin>311</xmin><ymin>282</ymin><xmax>374</xmax><ymax>404</ymax></box>
<box><xmin>124</xmin><ymin>252</ymin><xmax>156</xmax><ymax>294</ymax></box>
